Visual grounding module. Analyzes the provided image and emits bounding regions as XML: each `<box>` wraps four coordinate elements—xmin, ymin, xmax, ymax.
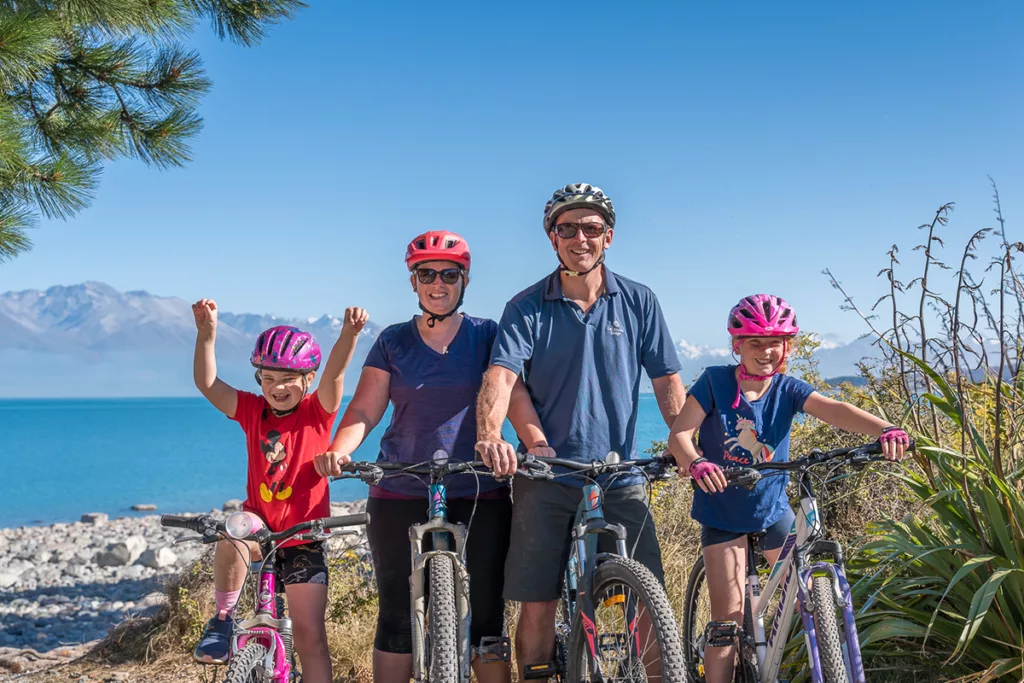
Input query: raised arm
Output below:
<box><xmin>475</xmin><ymin>364</ymin><xmax>520</xmax><ymax>475</ymax></box>
<box><xmin>192</xmin><ymin>298</ymin><xmax>238</xmax><ymax>418</ymax></box>
<box><xmin>317</xmin><ymin>307</ymin><xmax>369</xmax><ymax>414</ymax></box>
<box><xmin>651</xmin><ymin>372</ymin><xmax>686</xmax><ymax>428</ymax></box>
<box><xmin>313</xmin><ymin>366</ymin><xmax>390</xmax><ymax>477</ymax></box>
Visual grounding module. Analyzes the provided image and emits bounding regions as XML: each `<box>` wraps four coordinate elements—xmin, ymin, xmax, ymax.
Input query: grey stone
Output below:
<box><xmin>81</xmin><ymin>512</ymin><xmax>108</xmax><ymax>525</ymax></box>
<box><xmin>137</xmin><ymin>547</ymin><xmax>177</xmax><ymax>569</ymax></box>
<box><xmin>94</xmin><ymin>546</ymin><xmax>131</xmax><ymax>567</ymax></box>
<box><xmin>120</xmin><ymin>565</ymin><xmax>146</xmax><ymax>580</ymax></box>
<box><xmin>0</xmin><ymin>570</ymin><xmax>21</xmax><ymax>588</ymax></box>
<box><xmin>223</xmin><ymin>499</ymin><xmax>244</xmax><ymax>512</ymax></box>
<box><xmin>131</xmin><ymin>504</ymin><xmax>157</xmax><ymax>511</ymax></box>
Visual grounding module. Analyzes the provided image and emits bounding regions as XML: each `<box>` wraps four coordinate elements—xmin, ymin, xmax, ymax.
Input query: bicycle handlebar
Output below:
<box><xmin>160</xmin><ymin>512</ymin><xmax>369</xmax><ymax>544</ymax></box>
<box><xmin>716</xmin><ymin>439</ymin><xmax>916</xmax><ymax>489</ymax></box>
<box><xmin>536</xmin><ymin>455</ymin><xmax>677</xmax><ymax>478</ymax></box>
<box><xmin>330</xmin><ymin>453</ymin><xmax>555</xmax><ymax>484</ymax></box>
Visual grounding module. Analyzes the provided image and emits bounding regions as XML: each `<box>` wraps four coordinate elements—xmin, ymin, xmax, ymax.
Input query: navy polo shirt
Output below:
<box><xmin>490</xmin><ymin>268</ymin><xmax>682</xmax><ymax>488</ymax></box>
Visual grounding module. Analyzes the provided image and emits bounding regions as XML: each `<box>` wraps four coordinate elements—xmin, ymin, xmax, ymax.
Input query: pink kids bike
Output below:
<box><xmin>161</xmin><ymin>511</ymin><xmax>368</xmax><ymax>682</ymax></box>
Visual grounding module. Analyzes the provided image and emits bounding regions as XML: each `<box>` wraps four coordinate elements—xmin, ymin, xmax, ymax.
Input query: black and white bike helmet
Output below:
<box><xmin>542</xmin><ymin>183</ymin><xmax>616</xmax><ymax>234</ymax></box>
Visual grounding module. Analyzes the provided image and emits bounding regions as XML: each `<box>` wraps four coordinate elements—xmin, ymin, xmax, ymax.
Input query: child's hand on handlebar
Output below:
<box><xmin>687</xmin><ymin>457</ymin><xmax>729</xmax><ymax>494</ymax></box>
<box><xmin>314</xmin><ymin>451</ymin><xmax>352</xmax><ymax>477</ymax></box>
<box><xmin>878</xmin><ymin>426</ymin><xmax>910</xmax><ymax>461</ymax></box>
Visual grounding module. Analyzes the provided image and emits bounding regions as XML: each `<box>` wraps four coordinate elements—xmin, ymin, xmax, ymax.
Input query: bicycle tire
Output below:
<box><xmin>682</xmin><ymin>555</ymin><xmax>758</xmax><ymax>683</ymax></box>
<box><xmin>810</xmin><ymin>575</ymin><xmax>847</xmax><ymax>683</ymax></box>
<box><xmin>426</xmin><ymin>555</ymin><xmax>460</xmax><ymax>683</ymax></box>
<box><xmin>224</xmin><ymin>641</ymin><xmax>268</xmax><ymax>683</ymax></box>
<box><xmin>682</xmin><ymin>555</ymin><xmax>707</xmax><ymax>682</ymax></box>
<box><xmin>567</xmin><ymin>556</ymin><xmax>686</xmax><ymax>683</ymax></box>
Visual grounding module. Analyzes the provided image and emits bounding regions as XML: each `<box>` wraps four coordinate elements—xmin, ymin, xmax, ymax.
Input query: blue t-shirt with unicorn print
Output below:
<box><xmin>688</xmin><ymin>365</ymin><xmax>816</xmax><ymax>534</ymax></box>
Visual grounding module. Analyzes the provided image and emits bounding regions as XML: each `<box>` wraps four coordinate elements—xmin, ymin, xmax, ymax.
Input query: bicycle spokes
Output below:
<box><xmin>584</xmin><ymin>583</ymin><xmax>663</xmax><ymax>682</ymax></box>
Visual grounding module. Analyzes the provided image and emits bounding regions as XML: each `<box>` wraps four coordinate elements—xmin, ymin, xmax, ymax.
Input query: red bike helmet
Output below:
<box><xmin>405</xmin><ymin>231</ymin><xmax>471</xmax><ymax>271</ymax></box>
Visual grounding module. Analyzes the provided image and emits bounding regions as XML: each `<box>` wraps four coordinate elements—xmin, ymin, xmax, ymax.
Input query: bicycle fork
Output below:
<box><xmin>409</xmin><ymin>514</ymin><xmax>472</xmax><ymax>683</ymax></box>
<box><xmin>795</xmin><ymin>556</ymin><xmax>866</xmax><ymax>683</ymax></box>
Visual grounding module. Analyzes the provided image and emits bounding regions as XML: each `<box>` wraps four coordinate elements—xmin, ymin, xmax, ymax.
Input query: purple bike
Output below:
<box><xmin>161</xmin><ymin>511</ymin><xmax>368</xmax><ymax>683</ymax></box>
<box><xmin>682</xmin><ymin>440</ymin><xmax>914</xmax><ymax>683</ymax></box>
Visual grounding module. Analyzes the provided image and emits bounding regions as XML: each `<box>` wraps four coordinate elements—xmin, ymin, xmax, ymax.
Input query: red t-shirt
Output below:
<box><xmin>231</xmin><ymin>390</ymin><xmax>337</xmax><ymax>547</ymax></box>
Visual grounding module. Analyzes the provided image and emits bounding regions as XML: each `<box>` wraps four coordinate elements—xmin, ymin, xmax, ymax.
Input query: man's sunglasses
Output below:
<box><xmin>552</xmin><ymin>222</ymin><xmax>608</xmax><ymax>239</ymax></box>
<box><xmin>415</xmin><ymin>267</ymin><xmax>463</xmax><ymax>285</ymax></box>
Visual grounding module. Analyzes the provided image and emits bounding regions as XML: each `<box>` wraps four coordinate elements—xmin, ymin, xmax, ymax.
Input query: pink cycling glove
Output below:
<box><xmin>689</xmin><ymin>457</ymin><xmax>722</xmax><ymax>481</ymax></box>
<box><xmin>879</xmin><ymin>426</ymin><xmax>910</xmax><ymax>446</ymax></box>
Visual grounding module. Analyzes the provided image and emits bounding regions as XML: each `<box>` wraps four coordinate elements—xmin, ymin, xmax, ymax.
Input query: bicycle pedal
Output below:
<box><xmin>475</xmin><ymin>636</ymin><xmax>511</xmax><ymax>663</ymax></box>
<box><xmin>523</xmin><ymin>661</ymin><xmax>557</xmax><ymax>679</ymax></box>
<box><xmin>704</xmin><ymin>619</ymin><xmax>741</xmax><ymax>648</ymax></box>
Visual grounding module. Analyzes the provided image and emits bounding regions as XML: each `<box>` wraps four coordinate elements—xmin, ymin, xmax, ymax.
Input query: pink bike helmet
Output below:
<box><xmin>250</xmin><ymin>326</ymin><xmax>321</xmax><ymax>372</ymax></box>
<box><xmin>728</xmin><ymin>294</ymin><xmax>799</xmax><ymax>337</ymax></box>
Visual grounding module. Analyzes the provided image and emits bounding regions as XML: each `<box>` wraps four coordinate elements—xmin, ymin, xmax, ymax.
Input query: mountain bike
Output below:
<box><xmin>521</xmin><ymin>453</ymin><xmax>687</xmax><ymax>683</ymax></box>
<box><xmin>681</xmin><ymin>440</ymin><xmax>915</xmax><ymax>683</ymax></box>
<box><xmin>161</xmin><ymin>511</ymin><xmax>369</xmax><ymax>683</ymax></box>
<box><xmin>333</xmin><ymin>452</ymin><xmax>552</xmax><ymax>683</ymax></box>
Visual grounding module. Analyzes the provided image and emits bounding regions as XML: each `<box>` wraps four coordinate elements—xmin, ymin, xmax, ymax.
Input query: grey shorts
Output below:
<box><xmin>503</xmin><ymin>477</ymin><xmax>664</xmax><ymax>602</ymax></box>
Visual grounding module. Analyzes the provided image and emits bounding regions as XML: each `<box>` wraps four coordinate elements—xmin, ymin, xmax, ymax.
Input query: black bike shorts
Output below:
<box><xmin>366</xmin><ymin>495</ymin><xmax>512</xmax><ymax>654</ymax></box>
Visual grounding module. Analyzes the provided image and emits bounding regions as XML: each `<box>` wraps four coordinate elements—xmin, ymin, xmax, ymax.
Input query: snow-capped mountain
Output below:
<box><xmin>0</xmin><ymin>283</ymin><xmax>882</xmax><ymax>397</ymax></box>
<box><xmin>0</xmin><ymin>283</ymin><xmax>381</xmax><ymax>397</ymax></box>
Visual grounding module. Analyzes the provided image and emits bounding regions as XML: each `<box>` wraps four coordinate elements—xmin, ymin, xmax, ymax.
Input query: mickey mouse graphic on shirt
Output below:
<box><xmin>724</xmin><ymin>417</ymin><xmax>775</xmax><ymax>465</ymax></box>
<box><xmin>259</xmin><ymin>430</ymin><xmax>293</xmax><ymax>503</ymax></box>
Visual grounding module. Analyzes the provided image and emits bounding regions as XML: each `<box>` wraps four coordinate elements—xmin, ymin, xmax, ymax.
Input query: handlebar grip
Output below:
<box><xmin>160</xmin><ymin>514</ymin><xmax>195</xmax><ymax>529</ymax></box>
<box><xmin>323</xmin><ymin>513</ymin><xmax>370</xmax><ymax>529</ymax></box>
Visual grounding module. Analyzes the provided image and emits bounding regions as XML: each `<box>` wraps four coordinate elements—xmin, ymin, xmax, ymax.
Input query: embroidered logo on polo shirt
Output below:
<box><xmin>606</xmin><ymin>320</ymin><xmax>623</xmax><ymax>336</ymax></box>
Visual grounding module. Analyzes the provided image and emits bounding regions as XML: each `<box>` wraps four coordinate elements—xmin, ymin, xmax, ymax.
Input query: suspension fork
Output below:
<box><xmin>409</xmin><ymin>478</ymin><xmax>473</xmax><ymax>683</ymax></box>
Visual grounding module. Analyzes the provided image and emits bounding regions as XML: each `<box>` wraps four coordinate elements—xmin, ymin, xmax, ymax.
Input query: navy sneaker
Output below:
<box><xmin>193</xmin><ymin>612</ymin><xmax>234</xmax><ymax>664</ymax></box>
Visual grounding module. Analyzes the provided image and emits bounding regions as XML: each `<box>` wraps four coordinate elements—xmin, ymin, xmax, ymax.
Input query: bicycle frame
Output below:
<box><xmin>563</xmin><ymin>482</ymin><xmax>635</xmax><ymax>676</ymax></box>
<box><xmin>233</xmin><ymin>549</ymin><xmax>293</xmax><ymax>683</ymax></box>
<box><xmin>409</xmin><ymin>475</ymin><xmax>473</xmax><ymax>683</ymax></box>
<box><xmin>745</xmin><ymin>471</ymin><xmax>866</xmax><ymax>683</ymax></box>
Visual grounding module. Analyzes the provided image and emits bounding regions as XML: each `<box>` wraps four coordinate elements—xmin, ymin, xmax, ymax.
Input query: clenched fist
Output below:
<box><xmin>192</xmin><ymin>299</ymin><xmax>218</xmax><ymax>338</ymax></box>
<box><xmin>313</xmin><ymin>451</ymin><xmax>352</xmax><ymax>478</ymax></box>
<box><xmin>342</xmin><ymin>307</ymin><xmax>369</xmax><ymax>338</ymax></box>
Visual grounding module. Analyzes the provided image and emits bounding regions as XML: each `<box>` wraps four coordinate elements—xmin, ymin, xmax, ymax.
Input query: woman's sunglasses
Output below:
<box><xmin>415</xmin><ymin>267</ymin><xmax>462</xmax><ymax>285</ymax></box>
<box><xmin>552</xmin><ymin>222</ymin><xmax>608</xmax><ymax>239</ymax></box>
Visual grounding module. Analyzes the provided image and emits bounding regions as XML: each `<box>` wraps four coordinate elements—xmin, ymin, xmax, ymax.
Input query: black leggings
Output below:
<box><xmin>366</xmin><ymin>496</ymin><xmax>512</xmax><ymax>654</ymax></box>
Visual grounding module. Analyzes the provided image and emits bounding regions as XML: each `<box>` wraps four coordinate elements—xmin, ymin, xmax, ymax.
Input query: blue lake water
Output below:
<box><xmin>2</xmin><ymin>395</ymin><xmax>670</xmax><ymax>527</ymax></box>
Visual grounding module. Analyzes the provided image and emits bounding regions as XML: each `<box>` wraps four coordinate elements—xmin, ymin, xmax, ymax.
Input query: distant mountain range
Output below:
<box><xmin>0</xmin><ymin>283</ymin><xmax>880</xmax><ymax>397</ymax></box>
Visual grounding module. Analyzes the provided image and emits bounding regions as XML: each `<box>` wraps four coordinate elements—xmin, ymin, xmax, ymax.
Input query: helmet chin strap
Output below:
<box><xmin>419</xmin><ymin>274</ymin><xmax>466</xmax><ymax>328</ymax></box>
<box><xmin>732</xmin><ymin>339</ymin><xmax>788</xmax><ymax>409</ymax></box>
<box><xmin>555</xmin><ymin>239</ymin><xmax>606</xmax><ymax>277</ymax></box>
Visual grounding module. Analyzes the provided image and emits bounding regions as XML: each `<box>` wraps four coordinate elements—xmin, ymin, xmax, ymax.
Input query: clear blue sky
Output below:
<box><xmin>5</xmin><ymin>1</ymin><xmax>1022</xmax><ymax>347</ymax></box>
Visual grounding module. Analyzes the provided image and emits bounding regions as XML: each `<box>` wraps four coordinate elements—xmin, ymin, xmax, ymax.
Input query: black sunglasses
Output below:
<box><xmin>415</xmin><ymin>267</ymin><xmax>462</xmax><ymax>285</ymax></box>
<box><xmin>553</xmin><ymin>222</ymin><xmax>608</xmax><ymax>239</ymax></box>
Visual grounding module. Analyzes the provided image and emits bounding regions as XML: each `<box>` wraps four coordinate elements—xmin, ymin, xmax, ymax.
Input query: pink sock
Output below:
<box><xmin>214</xmin><ymin>589</ymin><xmax>241</xmax><ymax>618</ymax></box>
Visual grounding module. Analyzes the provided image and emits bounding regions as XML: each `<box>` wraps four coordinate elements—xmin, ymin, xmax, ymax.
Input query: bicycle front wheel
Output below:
<box><xmin>224</xmin><ymin>641</ymin><xmax>268</xmax><ymax>683</ymax></box>
<box><xmin>810</xmin><ymin>575</ymin><xmax>847</xmax><ymax>683</ymax></box>
<box><xmin>567</xmin><ymin>556</ymin><xmax>686</xmax><ymax>683</ymax></box>
<box><xmin>426</xmin><ymin>555</ymin><xmax>460</xmax><ymax>683</ymax></box>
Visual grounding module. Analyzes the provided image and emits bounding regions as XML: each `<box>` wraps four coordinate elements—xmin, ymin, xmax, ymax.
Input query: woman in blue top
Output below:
<box><xmin>667</xmin><ymin>294</ymin><xmax>909</xmax><ymax>683</ymax></box>
<box><xmin>314</xmin><ymin>231</ymin><xmax>545</xmax><ymax>683</ymax></box>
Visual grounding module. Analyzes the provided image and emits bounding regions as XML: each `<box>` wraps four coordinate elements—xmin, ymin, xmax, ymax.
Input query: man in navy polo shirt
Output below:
<box><xmin>475</xmin><ymin>183</ymin><xmax>686</xmax><ymax>678</ymax></box>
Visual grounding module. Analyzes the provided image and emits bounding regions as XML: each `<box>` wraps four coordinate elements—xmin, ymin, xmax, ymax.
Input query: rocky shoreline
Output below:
<box><xmin>0</xmin><ymin>500</ymin><xmax>369</xmax><ymax>659</ymax></box>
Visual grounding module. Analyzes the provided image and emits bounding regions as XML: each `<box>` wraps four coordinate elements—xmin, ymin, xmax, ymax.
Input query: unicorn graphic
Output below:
<box><xmin>725</xmin><ymin>417</ymin><xmax>775</xmax><ymax>464</ymax></box>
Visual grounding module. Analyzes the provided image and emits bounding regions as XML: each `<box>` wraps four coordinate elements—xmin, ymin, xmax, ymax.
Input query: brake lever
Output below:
<box><xmin>735</xmin><ymin>470</ymin><xmax>762</xmax><ymax>490</ymax></box>
<box><xmin>172</xmin><ymin>535</ymin><xmax>203</xmax><ymax>546</ymax></box>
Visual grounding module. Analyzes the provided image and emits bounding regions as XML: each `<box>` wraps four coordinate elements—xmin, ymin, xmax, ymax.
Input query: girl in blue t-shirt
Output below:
<box><xmin>667</xmin><ymin>294</ymin><xmax>909</xmax><ymax>683</ymax></box>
